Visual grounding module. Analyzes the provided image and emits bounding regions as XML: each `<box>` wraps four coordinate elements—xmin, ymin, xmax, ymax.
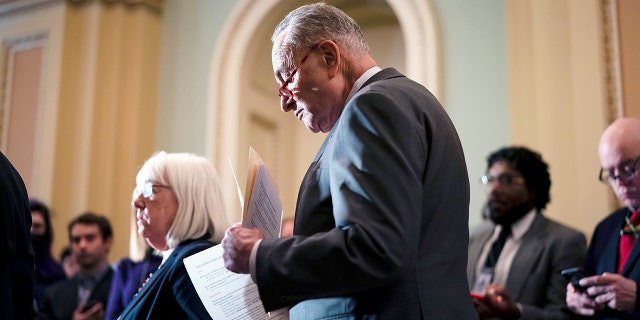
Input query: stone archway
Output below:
<box><xmin>207</xmin><ymin>0</ymin><xmax>441</xmax><ymax>222</ymax></box>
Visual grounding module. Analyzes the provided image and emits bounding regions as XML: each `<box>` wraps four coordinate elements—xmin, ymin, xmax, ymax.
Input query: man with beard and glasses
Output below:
<box><xmin>468</xmin><ymin>146</ymin><xmax>586</xmax><ymax>319</ymax></box>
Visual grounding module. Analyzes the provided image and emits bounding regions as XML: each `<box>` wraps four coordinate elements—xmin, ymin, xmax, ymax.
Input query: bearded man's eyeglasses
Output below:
<box><xmin>480</xmin><ymin>174</ymin><xmax>525</xmax><ymax>187</ymax></box>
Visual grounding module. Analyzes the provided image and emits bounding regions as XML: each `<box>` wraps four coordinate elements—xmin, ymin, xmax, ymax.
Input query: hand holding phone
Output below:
<box><xmin>81</xmin><ymin>300</ymin><xmax>102</xmax><ymax>313</ymax></box>
<box><xmin>561</xmin><ymin>267</ymin><xmax>591</xmax><ymax>292</ymax></box>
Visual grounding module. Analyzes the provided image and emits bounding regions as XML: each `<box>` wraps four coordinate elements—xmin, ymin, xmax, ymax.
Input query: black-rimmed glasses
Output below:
<box><xmin>278</xmin><ymin>44</ymin><xmax>320</xmax><ymax>97</ymax></box>
<box><xmin>599</xmin><ymin>157</ymin><xmax>640</xmax><ymax>184</ymax></box>
<box><xmin>480</xmin><ymin>174</ymin><xmax>525</xmax><ymax>187</ymax></box>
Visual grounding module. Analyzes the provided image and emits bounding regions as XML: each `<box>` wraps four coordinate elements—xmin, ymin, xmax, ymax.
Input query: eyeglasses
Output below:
<box><xmin>135</xmin><ymin>181</ymin><xmax>171</xmax><ymax>199</ymax></box>
<box><xmin>480</xmin><ymin>174</ymin><xmax>525</xmax><ymax>187</ymax></box>
<box><xmin>278</xmin><ymin>44</ymin><xmax>320</xmax><ymax>97</ymax></box>
<box><xmin>599</xmin><ymin>157</ymin><xmax>640</xmax><ymax>184</ymax></box>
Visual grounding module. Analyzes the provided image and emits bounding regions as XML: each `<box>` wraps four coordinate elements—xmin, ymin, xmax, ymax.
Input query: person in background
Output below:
<box><xmin>37</xmin><ymin>212</ymin><xmax>114</xmax><ymax>320</ymax></box>
<box><xmin>118</xmin><ymin>152</ymin><xmax>228</xmax><ymax>319</ymax></box>
<box><xmin>0</xmin><ymin>151</ymin><xmax>35</xmax><ymax>319</ymax></box>
<box><xmin>567</xmin><ymin>117</ymin><xmax>640</xmax><ymax>318</ymax></box>
<box><xmin>29</xmin><ymin>199</ymin><xmax>66</xmax><ymax>308</ymax></box>
<box><xmin>105</xmin><ymin>190</ymin><xmax>162</xmax><ymax>320</ymax></box>
<box><xmin>468</xmin><ymin>146</ymin><xmax>586</xmax><ymax>319</ymax></box>
<box><xmin>221</xmin><ymin>3</ymin><xmax>476</xmax><ymax>318</ymax></box>
<box><xmin>60</xmin><ymin>246</ymin><xmax>79</xmax><ymax>278</ymax></box>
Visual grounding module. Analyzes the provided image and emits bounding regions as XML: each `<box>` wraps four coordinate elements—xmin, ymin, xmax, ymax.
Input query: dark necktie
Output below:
<box><xmin>618</xmin><ymin>211</ymin><xmax>640</xmax><ymax>273</ymax></box>
<box><xmin>484</xmin><ymin>226</ymin><xmax>511</xmax><ymax>269</ymax></box>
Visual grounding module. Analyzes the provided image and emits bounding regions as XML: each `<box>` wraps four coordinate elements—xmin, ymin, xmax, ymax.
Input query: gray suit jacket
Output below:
<box><xmin>467</xmin><ymin>212</ymin><xmax>587</xmax><ymax>320</ymax></box>
<box><xmin>256</xmin><ymin>68</ymin><xmax>477</xmax><ymax>319</ymax></box>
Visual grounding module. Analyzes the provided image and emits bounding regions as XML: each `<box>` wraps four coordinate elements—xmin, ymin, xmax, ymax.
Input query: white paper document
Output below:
<box><xmin>185</xmin><ymin>147</ymin><xmax>286</xmax><ymax>319</ymax></box>
<box><xmin>184</xmin><ymin>245</ymin><xmax>288</xmax><ymax>320</ymax></box>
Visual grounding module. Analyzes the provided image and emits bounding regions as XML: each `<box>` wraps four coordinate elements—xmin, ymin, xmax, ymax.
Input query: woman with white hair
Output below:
<box><xmin>118</xmin><ymin>152</ymin><xmax>228</xmax><ymax>319</ymax></box>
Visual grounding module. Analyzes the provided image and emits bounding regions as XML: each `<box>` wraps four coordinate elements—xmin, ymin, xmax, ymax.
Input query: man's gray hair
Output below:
<box><xmin>272</xmin><ymin>2</ymin><xmax>370</xmax><ymax>64</ymax></box>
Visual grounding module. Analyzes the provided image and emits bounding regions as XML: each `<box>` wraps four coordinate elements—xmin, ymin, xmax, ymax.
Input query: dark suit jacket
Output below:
<box><xmin>256</xmin><ymin>68</ymin><xmax>477</xmax><ymax>319</ymax></box>
<box><xmin>0</xmin><ymin>152</ymin><xmax>35</xmax><ymax>319</ymax></box>
<box><xmin>105</xmin><ymin>254</ymin><xmax>162</xmax><ymax>320</ymax></box>
<box><xmin>118</xmin><ymin>238</ymin><xmax>213</xmax><ymax>320</ymax></box>
<box><xmin>583</xmin><ymin>207</ymin><xmax>640</xmax><ymax>319</ymax></box>
<box><xmin>37</xmin><ymin>267</ymin><xmax>113</xmax><ymax>320</ymax></box>
<box><xmin>468</xmin><ymin>212</ymin><xmax>587</xmax><ymax>320</ymax></box>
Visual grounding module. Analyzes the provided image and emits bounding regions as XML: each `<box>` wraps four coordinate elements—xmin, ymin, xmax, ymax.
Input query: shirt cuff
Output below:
<box><xmin>249</xmin><ymin>239</ymin><xmax>262</xmax><ymax>283</ymax></box>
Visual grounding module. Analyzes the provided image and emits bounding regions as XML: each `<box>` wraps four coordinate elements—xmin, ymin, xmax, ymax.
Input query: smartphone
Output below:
<box><xmin>470</xmin><ymin>292</ymin><xmax>486</xmax><ymax>301</ymax></box>
<box><xmin>561</xmin><ymin>267</ymin><xmax>590</xmax><ymax>291</ymax></box>
<box><xmin>81</xmin><ymin>300</ymin><xmax>101</xmax><ymax>312</ymax></box>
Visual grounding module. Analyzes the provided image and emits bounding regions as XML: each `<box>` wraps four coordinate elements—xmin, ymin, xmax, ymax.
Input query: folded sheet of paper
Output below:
<box><xmin>184</xmin><ymin>147</ymin><xmax>286</xmax><ymax>319</ymax></box>
<box><xmin>241</xmin><ymin>147</ymin><xmax>283</xmax><ymax>239</ymax></box>
<box><xmin>184</xmin><ymin>246</ymin><xmax>287</xmax><ymax>319</ymax></box>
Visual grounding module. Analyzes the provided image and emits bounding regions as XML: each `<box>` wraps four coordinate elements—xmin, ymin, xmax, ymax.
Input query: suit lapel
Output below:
<box><xmin>506</xmin><ymin>214</ymin><xmax>546</xmax><ymax>300</ymax></box>
<box><xmin>298</xmin><ymin>68</ymin><xmax>403</xmax><ymax>200</ymax></box>
<box><xmin>622</xmin><ymin>217</ymin><xmax>640</xmax><ymax>275</ymax></box>
<box><xmin>87</xmin><ymin>268</ymin><xmax>113</xmax><ymax>303</ymax></box>
<box><xmin>468</xmin><ymin>226</ymin><xmax>493</xmax><ymax>287</ymax></box>
<box><xmin>65</xmin><ymin>277</ymin><xmax>81</xmax><ymax>315</ymax></box>
<box><xmin>296</xmin><ymin>133</ymin><xmax>332</xmax><ymax>206</ymax></box>
<box><xmin>602</xmin><ymin>218</ymin><xmax>623</xmax><ymax>273</ymax></box>
<box><xmin>623</xmin><ymin>241</ymin><xmax>640</xmax><ymax>275</ymax></box>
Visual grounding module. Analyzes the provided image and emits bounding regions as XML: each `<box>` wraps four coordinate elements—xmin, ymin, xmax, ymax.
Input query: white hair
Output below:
<box><xmin>136</xmin><ymin>152</ymin><xmax>228</xmax><ymax>249</ymax></box>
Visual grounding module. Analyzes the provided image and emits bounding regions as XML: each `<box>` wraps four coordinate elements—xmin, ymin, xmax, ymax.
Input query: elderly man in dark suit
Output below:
<box><xmin>468</xmin><ymin>146</ymin><xmax>586</xmax><ymax>319</ymax></box>
<box><xmin>567</xmin><ymin>117</ymin><xmax>640</xmax><ymax>319</ymax></box>
<box><xmin>222</xmin><ymin>3</ymin><xmax>476</xmax><ymax>319</ymax></box>
<box><xmin>0</xmin><ymin>152</ymin><xmax>35</xmax><ymax>319</ymax></box>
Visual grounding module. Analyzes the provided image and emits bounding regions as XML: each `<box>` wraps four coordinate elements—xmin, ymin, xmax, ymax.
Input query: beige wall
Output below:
<box><xmin>2</xmin><ymin>0</ymin><xmax>636</xmax><ymax>262</ymax></box>
<box><xmin>507</xmin><ymin>0</ymin><xmax>610</xmax><ymax>240</ymax></box>
<box><xmin>0</xmin><ymin>0</ymin><xmax>161</xmax><ymax>261</ymax></box>
<box><xmin>618</xmin><ymin>0</ymin><xmax>640</xmax><ymax>118</ymax></box>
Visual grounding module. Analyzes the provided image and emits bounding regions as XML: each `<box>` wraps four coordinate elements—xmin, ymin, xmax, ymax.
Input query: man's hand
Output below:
<box><xmin>566</xmin><ymin>282</ymin><xmax>601</xmax><ymax>316</ymax></box>
<box><xmin>580</xmin><ymin>273</ymin><xmax>637</xmax><ymax>311</ymax></box>
<box><xmin>72</xmin><ymin>302</ymin><xmax>104</xmax><ymax>320</ymax></box>
<box><xmin>472</xmin><ymin>284</ymin><xmax>520</xmax><ymax>320</ymax></box>
<box><xmin>222</xmin><ymin>222</ymin><xmax>264</xmax><ymax>274</ymax></box>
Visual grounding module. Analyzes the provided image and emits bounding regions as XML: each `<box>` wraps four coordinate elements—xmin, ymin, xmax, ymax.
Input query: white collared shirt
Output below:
<box><xmin>475</xmin><ymin>209</ymin><xmax>537</xmax><ymax>286</ymax></box>
<box><xmin>344</xmin><ymin>66</ymin><xmax>382</xmax><ymax>104</ymax></box>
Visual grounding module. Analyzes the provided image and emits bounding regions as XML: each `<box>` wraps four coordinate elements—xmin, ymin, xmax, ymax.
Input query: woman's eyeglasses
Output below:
<box><xmin>135</xmin><ymin>181</ymin><xmax>171</xmax><ymax>199</ymax></box>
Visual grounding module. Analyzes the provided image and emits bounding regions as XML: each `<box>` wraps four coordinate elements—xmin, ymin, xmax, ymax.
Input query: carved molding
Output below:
<box><xmin>0</xmin><ymin>0</ymin><xmax>62</xmax><ymax>17</ymax></box>
<box><xmin>0</xmin><ymin>0</ymin><xmax>164</xmax><ymax>15</ymax></box>
<box><xmin>0</xmin><ymin>0</ymin><xmax>162</xmax><ymax>17</ymax></box>
<box><xmin>68</xmin><ymin>0</ymin><xmax>163</xmax><ymax>14</ymax></box>
<box><xmin>601</xmin><ymin>0</ymin><xmax>623</xmax><ymax>124</ymax></box>
<box><xmin>0</xmin><ymin>33</ymin><xmax>48</xmax><ymax>152</ymax></box>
